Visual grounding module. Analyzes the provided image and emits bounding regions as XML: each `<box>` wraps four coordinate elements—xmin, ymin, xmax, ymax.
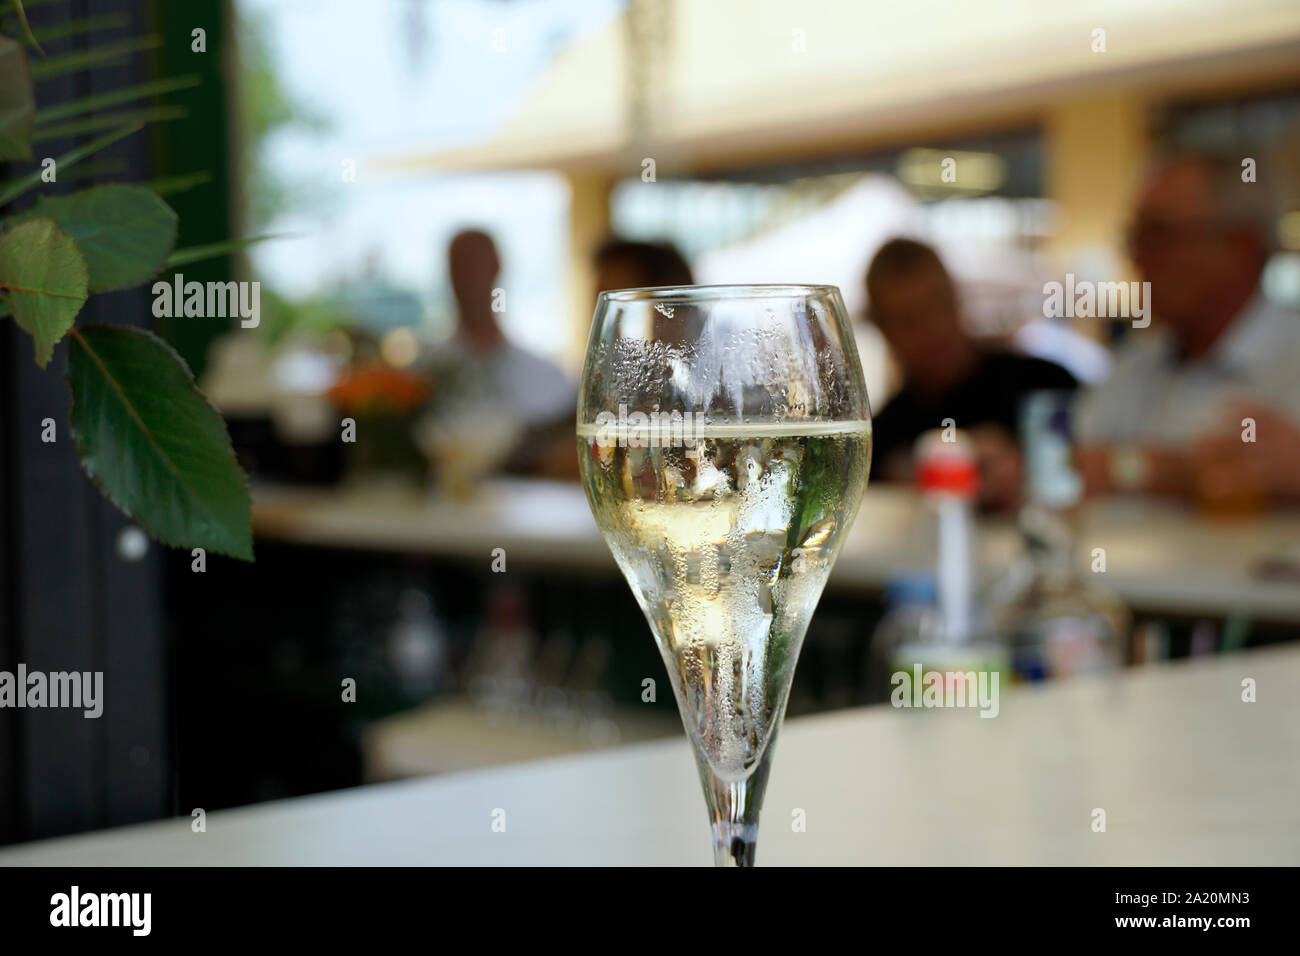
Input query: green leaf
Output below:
<box><xmin>67</xmin><ymin>325</ymin><xmax>253</xmax><ymax>561</ymax></box>
<box><xmin>29</xmin><ymin>35</ymin><xmax>163</xmax><ymax>80</ymax></box>
<box><xmin>7</xmin><ymin>185</ymin><xmax>178</xmax><ymax>292</ymax></box>
<box><xmin>28</xmin><ymin>12</ymin><xmax>130</xmax><ymax>44</ymax></box>
<box><xmin>0</xmin><ymin>121</ymin><xmax>141</xmax><ymax>207</ymax></box>
<box><xmin>142</xmin><ymin>170</ymin><xmax>212</xmax><ymax>196</ymax></box>
<box><xmin>9</xmin><ymin>0</ymin><xmax>43</xmax><ymax>54</ymax></box>
<box><xmin>0</xmin><ymin>159</ymin><xmax>129</xmax><ymax>198</ymax></box>
<box><xmin>165</xmin><ymin>234</ymin><xmax>281</xmax><ymax>268</ymax></box>
<box><xmin>31</xmin><ymin>104</ymin><xmax>185</xmax><ymax>142</ymax></box>
<box><xmin>34</xmin><ymin>74</ymin><xmax>200</xmax><ymax>125</ymax></box>
<box><xmin>0</xmin><ymin>218</ymin><xmax>87</xmax><ymax>367</ymax></box>
<box><xmin>0</xmin><ymin>31</ymin><xmax>35</xmax><ymax>160</ymax></box>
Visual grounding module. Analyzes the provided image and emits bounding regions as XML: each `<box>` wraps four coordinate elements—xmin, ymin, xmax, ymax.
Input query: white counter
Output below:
<box><xmin>3</xmin><ymin>645</ymin><xmax>1296</xmax><ymax>865</ymax></box>
<box><xmin>250</xmin><ymin>479</ymin><xmax>1300</xmax><ymax>623</ymax></box>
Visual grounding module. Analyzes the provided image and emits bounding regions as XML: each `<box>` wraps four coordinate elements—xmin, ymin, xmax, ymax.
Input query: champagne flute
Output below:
<box><xmin>576</xmin><ymin>285</ymin><xmax>872</xmax><ymax>866</ymax></box>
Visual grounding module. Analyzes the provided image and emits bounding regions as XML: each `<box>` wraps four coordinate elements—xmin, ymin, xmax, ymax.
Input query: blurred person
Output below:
<box><xmin>428</xmin><ymin>229</ymin><xmax>576</xmax><ymax>479</ymax></box>
<box><xmin>1074</xmin><ymin>151</ymin><xmax>1300</xmax><ymax>503</ymax></box>
<box><xmin>444</xmin><ymin>229</ymin><xmax>574</xmax><ymax>425</ymax></box>
<box><xmin>863</xmin><ymin>238</ymin><xmax>1078</xmax><ymax>509</ymax></box>
<box><xmin>593</xmin><ymin>238</ymin><xmax>696</xmax><ymax>345</ymax></box>
<box><xmin>593</xmin><ymin>237</ymin><xmax>695</xmax><ymax>295</ymax></box>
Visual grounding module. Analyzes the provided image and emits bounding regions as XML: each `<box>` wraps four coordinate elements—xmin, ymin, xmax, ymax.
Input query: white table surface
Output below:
<box><xmin>250</xmin><ymin>479</ymin><xmax>1300</xmax><ymax>623</ymax></box>
<box><xmin>3</xmin><ymin>645</ymin><xmax>1296</xmax><ymax>866</ymax></box>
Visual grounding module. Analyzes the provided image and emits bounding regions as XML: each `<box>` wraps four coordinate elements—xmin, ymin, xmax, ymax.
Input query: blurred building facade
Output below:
<box><xmin>379</xmin><ymin>0</ymin><xmax>1300</xmax><ymax>395</ymax></box>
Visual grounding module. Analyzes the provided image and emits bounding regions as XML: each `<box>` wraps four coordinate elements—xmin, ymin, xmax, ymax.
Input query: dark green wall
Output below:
<box><xmin>149</xmin><ymin>0</ymin><xmax>234</xmax><ymax>378</ymax></box>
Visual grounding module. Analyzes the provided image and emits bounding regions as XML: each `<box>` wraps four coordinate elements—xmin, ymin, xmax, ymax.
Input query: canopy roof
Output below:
<box><xmin>377</xmin><ymin>0</ymin><xmax>1300</xmax><ymax>176</ymax></box>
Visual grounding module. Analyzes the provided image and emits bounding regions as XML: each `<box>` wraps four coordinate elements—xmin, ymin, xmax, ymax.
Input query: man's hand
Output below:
<box><xmin>1076</xmin><ymin>445</ymin><xmax>1113</xmax><ymax>497</ymax></box>
<box><xmin>969</xmin><ymin>425</ymin><xmax>1022</xmax><ymax>513</ymax></box>
<box><xmin>1192</xmin><ymin>404</ymin><xmax>1300</xmax><ymax>503</ymax></box>
<box><xmin>1076</xmin><ymin>443</ymin><xmax>1194</xmax><ymax>498</ymax></box>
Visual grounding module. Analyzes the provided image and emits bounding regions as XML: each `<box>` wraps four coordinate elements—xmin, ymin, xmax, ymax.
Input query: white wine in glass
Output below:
<box><xmin>577</xmin><ymin>285</ymin><xmax>872</xmax><ymax>866</ymax></box>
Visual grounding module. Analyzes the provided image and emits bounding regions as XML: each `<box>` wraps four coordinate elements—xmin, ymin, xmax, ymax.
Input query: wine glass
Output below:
<box><xmin>576</xmin><ymin>285</ymin><xmax>872</xmax><ymax>866</ymax></box>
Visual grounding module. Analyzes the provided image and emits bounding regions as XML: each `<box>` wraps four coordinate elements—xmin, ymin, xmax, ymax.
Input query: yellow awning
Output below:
<box><xmin>374</xmin><ymin>0</ymin><xmax>1300</xmax><ymax>176</ymax></box>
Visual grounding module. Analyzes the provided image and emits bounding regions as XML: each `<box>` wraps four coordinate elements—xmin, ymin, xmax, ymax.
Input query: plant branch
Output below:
<box><xmin>34</xmin><ymin>75</ymin><xmax>199</xmax><ymax>124</ymax></box>
<box><xmin>8</xmin><ymin>0</ymin><xmax>43</xmax><ymax>55</ymax></box>
<box><xmin>0</xmin><ymin>122</ymin><xmax>141</xmax><ymax>208</ymax></box>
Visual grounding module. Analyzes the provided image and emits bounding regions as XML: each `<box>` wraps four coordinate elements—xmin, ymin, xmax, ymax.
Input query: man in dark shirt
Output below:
<box><xmin>864</xmin><ymin>238</ymin><xmax>1077</xmax><ymax>506</ymax></box>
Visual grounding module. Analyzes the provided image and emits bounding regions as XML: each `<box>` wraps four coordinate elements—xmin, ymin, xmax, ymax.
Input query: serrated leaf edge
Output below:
<box><xmin>0</xmin><ymin>217</ymin><xmax>89</xmax><ymax>367</ymax></box>
<box><xmin>10</xmin><ymin>185</ymin><xmax>180</xmax><ymax>294</ymax></box>
<box><xmin>66</xmin><ymin>324</ymin><xmax>254</xmax><ymax>561</ymax></box>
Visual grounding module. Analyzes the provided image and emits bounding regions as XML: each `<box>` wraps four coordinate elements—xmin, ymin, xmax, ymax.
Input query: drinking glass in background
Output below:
<box><xmin>576</xmin><ymin>285</ymin><xmax>872</xmax><ymax>866</ymax></box>
<box><xmin>413</xmin><ymin>401</ymin><xmax>521</xmax><ymax>500</ymax></box>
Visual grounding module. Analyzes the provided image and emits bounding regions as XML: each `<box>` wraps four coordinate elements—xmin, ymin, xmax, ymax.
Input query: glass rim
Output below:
<box><xmin>598</xmin><ymin>283</ymin><xmax>841</xmax><ymax>303</ymax></box>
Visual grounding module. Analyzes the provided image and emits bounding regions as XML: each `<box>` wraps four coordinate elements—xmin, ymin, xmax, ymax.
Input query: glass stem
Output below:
<box><xmin>696</xmin><ymin>732</ymin><xmax>778</xmax><ymax>868</ymax></box>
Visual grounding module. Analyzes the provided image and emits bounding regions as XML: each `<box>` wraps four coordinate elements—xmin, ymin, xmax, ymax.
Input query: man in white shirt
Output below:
<box><xmin>428</xmin><ymin>230</ymin><xmax>576</xmax><ymax>477</ymax></box>
<box><xmin>1075</xmin><ymin>151</ymin><xmax>1300</xmax><ymax>502</ymax></box>
<box><xmin>443</xmin><ymin>230</ymin><xmax>574</xmax><ymax>423</ymax></box>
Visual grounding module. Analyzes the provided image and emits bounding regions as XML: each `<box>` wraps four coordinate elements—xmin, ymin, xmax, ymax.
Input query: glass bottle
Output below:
<box><xmin>990</xmin><ymin>391</ymin><xmax>1129</xmax><ymax>681</ymax></box>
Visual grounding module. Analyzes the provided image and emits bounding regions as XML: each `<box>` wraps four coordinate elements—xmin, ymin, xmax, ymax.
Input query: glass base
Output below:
<box><xmin>696</xmin><ymin>728</ymin><xmax>779</xmax><ymax>867</ymax></box>
<box><xmin>711</xmin><ymin>822</ymin><xmax>759</xmax><ymax>867</ymax></box>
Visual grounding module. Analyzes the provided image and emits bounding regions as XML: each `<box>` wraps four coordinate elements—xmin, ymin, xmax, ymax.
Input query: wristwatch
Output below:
<box><xmin>1108</xmin><ymin>444</ymin><xmax>1149</xmax><ymax>493</ymax></box>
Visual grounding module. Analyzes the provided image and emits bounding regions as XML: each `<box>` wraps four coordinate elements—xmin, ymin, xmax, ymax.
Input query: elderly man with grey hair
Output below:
<box><xmin>1075</xmin><ymin>149</ymin><xmax>1300</xmax><ymax>503</ymax></box>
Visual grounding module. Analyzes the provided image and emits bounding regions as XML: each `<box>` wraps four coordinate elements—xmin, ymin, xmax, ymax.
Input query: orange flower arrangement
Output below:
<box><xmin>327</xmin><ymin>361</ymin><xmax>432</xmax><ymax>415</ymax></box>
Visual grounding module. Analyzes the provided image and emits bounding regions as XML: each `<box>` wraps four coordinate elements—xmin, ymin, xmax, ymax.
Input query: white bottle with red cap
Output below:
<box><xmin>914</xmin><ymin>431</ymin><xmax>980</xmax><ymax>645</ymax></box>
<box><xmin>887</xmin><ymin>430</ymin><xmax>1008</xmax><ymax>694</ymax></box>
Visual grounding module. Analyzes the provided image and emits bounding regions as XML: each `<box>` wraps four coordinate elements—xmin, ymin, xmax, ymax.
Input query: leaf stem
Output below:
<box><xmin>0</xmin><ymin>123</ymin><xmax>142</xmax><ymax>208</ymax></box>
<box><xmin>0</xmin><ymin>279</ymin><xmax>85</xmax><ymax>299</ymax></box>
<box><xmin>9</xmin><ymin>0</ymin><xmax>45</xmax><ymax>55</ymax></box>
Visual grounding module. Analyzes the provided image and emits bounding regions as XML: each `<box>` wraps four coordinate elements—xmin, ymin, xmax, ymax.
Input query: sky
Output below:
<box><xmin>240</xmin><ymin>0</ymin><xmax>623</xmax><ymax>361</ymax></box>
